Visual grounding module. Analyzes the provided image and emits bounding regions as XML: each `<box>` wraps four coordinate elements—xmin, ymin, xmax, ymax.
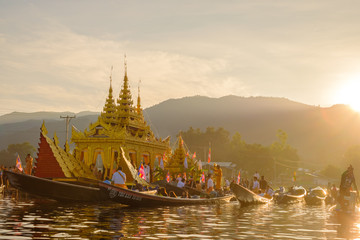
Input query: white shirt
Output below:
<box><xmin>267</xmin><ymin>188</ymin><xmax>274</xmax><ymax>196</ymax></box>
<box><xmin>207</xmin><ymin>178</ymin><xmax>214</xmax><ymax>189</ymax></box>
<box><xmin>252</xmin><ymin>180</ymin><xmax>260</xmax><ymax>190</ymax></box>
<box><xmin>112</xmin><ymin>170</ymin><xmax>126</xmax><ymax>185</ymax></box>
<box><xmin>177</xmin><ymin>181</ymin><xmax>185</xmax><ymax>188</ymax></box>
<box><xmin>254</xmin><ymin>172</ymin><xmax>260</xmax><ymax>180</ymax></box>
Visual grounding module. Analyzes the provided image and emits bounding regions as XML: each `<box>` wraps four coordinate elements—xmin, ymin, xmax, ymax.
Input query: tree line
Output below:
<box><xmin>0</xmin><ymin>142</ymin><xmax>36</xmax><ymax>167</ymax></box>
<box><xmin>180</xmin><ymin>127</ymin><xmax>300</xmax><ymax>181</ymax></box>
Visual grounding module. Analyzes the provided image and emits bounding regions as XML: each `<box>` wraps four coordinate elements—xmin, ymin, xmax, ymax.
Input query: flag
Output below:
<box><xmin>237</xmin><ymin>171</ymin><xmax>241</xmax><ymax>184</ymax></box>
<box><xmin>192</xmin><ymin>152</ymin><xmax>196</xmax><ymax>159</ymax></box>
<box><xmin>293</xmin><ymin>171</ymin><xmax>296</xmax><ymax>182</ymax></box>
<box><xmin>184</xmin><ymin>157</ymin><xmax>188</xmax><ymax>169</ymax></box>
<box><xmin>160</xmin><ymin>158</ymin><xmax>164</xmax><ymax>170</ymax></box>
<box><xmin>138</xmin><ymin>163</ymin><xmax>146</xmax><ymax>180</ymax></box>
<box><xmin>207</xmin><ymin>146</ymin><xmax>211</xmax><ymax>163</ymax></box>
<box><xmin>166</xmin><ymin>171</ymin><xmax>170</xmax><ymax>183</ymax></box>
<box><xmin>16</xmin><ymin>155</ymin><xmax>23</xmax><ymax>172</ymax></box>
<box><xmin>200</xmin><ymin>172</ymin><xmax>205</xmax><ymax>183</ymax></box>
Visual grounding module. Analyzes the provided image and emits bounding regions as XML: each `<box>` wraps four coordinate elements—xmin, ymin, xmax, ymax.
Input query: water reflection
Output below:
<box><xmin>1</xmin><ymin>193</ymin><xmax>360</xmax><ymax>239</ymax></box>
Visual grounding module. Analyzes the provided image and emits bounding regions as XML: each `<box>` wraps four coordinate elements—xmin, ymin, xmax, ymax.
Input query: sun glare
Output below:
<box><xmin>335</xmin><ymin>77</ymin><xmax>360</xmax><ymax>112</ymax></box>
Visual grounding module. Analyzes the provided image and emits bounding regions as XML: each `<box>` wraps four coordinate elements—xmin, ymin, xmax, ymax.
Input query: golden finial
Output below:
<box><xmin>110</xmin><ymin>65</ymin><xmax>113</xmax><ymax>85</ymax></box>
<box><xmin>124</xmin><ymin>54</ymin><xmax>127</xmax><ymax>75</ymax></box>
<box><xmin>41</xmin><ymin>120</ymin><xmax>48</xmax><ymax>135</ymax></box>
<box><xmin>53</xmin><ymin>132</ymin><xmax>60</xmax><ymax>146</ymax></box>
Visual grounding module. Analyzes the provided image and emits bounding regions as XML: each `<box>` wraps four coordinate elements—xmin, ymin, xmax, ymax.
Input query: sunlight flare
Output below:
<box><xmin>335</xmin><ymin>77</ymin><xmax>360</xmax><ymax>112</ymax></box>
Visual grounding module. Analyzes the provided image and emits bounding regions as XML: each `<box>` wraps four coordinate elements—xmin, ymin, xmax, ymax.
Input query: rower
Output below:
<box><xmin>111</xmin><ymin>166</ymin><xmax>126</xmax><ymax>188</ymax></box>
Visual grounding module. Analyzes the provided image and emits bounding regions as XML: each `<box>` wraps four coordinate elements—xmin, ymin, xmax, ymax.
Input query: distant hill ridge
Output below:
<box><xmin>1</xmin><ymin>95</ymin><xmax>360</xmax><ymax>168</ymax></box>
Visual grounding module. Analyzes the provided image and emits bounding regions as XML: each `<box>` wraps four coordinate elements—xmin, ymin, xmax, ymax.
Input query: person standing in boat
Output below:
<box><xmin>259</xmin><ymin>176</ymin><xmax>268</xmax><ymax>192</ymax></box>
<box><xmin>254</xmin><ymin>171</ymin><xmax>260</xmax><ymax>181</ymax></box>
<box><xmin>207</xmin><ymin>174</ymin><xmax>214</xmax><ymax>193</ymax></box>
<box><xmin>339</xmin><ymin>165</ymin><xmax>358</xmax><ymax>207</ymax></box>
<box><xmin>25</xmin><ymin>154</ymin><xmax>33</xmax><ymax>175</ymax></box>
<box><xmin>214</xmin><ymin>164</ymin><xmax>223</xmax><ymax>190</ymax></box>
<box><xmin>112</xmin><ymin>166</ymin><xmax>126</xmax><ymax>188</ymax></box>
<box><xmin>252</xmin><ymin>176</ymin><xmax>260</xmax><ymax>193</ymax></box>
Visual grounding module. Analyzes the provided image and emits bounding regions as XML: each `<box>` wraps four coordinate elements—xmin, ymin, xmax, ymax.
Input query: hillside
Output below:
<box><xmin>1</xmin><ymin>95</ymin><xmax>360</xmax><ymax>168</ymax></box>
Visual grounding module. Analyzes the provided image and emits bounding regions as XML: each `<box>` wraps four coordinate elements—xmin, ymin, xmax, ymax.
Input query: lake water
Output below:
<box><xmin>0</xmin><ymin>191</ymin><xmax>359</xmax><ymax>239</ymax></box>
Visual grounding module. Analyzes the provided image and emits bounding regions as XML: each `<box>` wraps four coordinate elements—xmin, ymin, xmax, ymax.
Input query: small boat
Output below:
<box><xmin>230</xmin><ymin>182</ymin><xmax>272</xmax><ymax>207</ymax></box>
<box><xmin>329</xmin><ymin>191</ymin><xmax>358</xmax><ymax>215</ymax></box>
<box><xmin>99</xmin><ymin>182</ymin><xmax>233</xmax><ymax>207</ymax></box>
<box><xmin>4</xmin><ymin>170</ymin><xmax>107</xmax><ymax>202</ymax></box>
<box><xmin>305</xmin><ymin>186</ymin><xmax>327</xmax><ymax>205</ymax></box>
<box><xmin>275</xmin><ymin>186</ymin><xmax>307</xmax><ymax>204</ymax></box>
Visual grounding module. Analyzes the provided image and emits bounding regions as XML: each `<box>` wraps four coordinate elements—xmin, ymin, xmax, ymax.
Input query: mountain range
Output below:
<box><xmin>1</xmin><ymin>95</ymin><xmax>360</xmax><ymax>169</ymax></box>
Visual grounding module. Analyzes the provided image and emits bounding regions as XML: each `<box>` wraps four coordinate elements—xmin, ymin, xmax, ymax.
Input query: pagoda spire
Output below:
<box><xmin>116</xmin><ymin>56</ymin><xmax>135</xmax><ymax>125</ymax></box>
<box><xmin>136</xmin><ymin>79</ymin><xmax>142</xmax><ymax>115</ymax></box>
<box><xmin>101</xmin><ymin>66</ymin><xmax>117</xmax><ymax>124</ymax></box>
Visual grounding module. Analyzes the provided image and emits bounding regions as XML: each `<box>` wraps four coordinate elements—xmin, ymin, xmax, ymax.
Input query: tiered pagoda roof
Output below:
<box><xmin>35</xmin><ymin>122</ymin><xmax>95</xmax><ymax>179</ymax></box>
<box><xmin>73</xmin><ymin>61</ymin><xmax>166</xmax><ymax>145</ymax></box>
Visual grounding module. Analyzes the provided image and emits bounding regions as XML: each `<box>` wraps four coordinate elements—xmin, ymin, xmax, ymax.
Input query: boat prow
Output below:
<box><xmin>4</xmin><ymin>170</ymin><xmax>107</xmax><ymax>202</ymax></box>
<box><xmin>230</xmin><ymin>182</ymin><xmax>272</xmax><ymax>207</ymax></box>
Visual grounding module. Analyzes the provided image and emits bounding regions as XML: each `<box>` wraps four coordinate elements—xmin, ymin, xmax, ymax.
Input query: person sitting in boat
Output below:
<box><xmin>207</xmin><ymin>174</ymin><xmax>214</xmax><ymax>193</ymax></box>
<box><xmin>339</xmin><ymin>165</ymin><xmax>358</xmax><ymax>208</ymax></box>
<box><xmin>265</xmin><ymin>186</ymin><xmax>275</xmax><ymax>198</ymax></box>
<box><xmin>169</xmin><ymin>176</ymin><xmax>177</xmax><ymax>186</ymax></box>
<box><xmin>111</xmin><ymin>166</ymin><xmax>126</xmax><ymax>188</ymax></box>
<box><xmin>176</xmin><ymin>173</ymin><xmax>182</xmax><ymax>183</ymax></box>
<box><xmin>177</xmin><ymin>178</ymin><xmax>186</xmax><ymax>188</ymax></box>
<box><xmin>252</xmin><ymin>176</ymin><xmax>260</xmax><ymax>193</ymax></box>
<box><xmin>195</xmin><ymin>180</ymin><xmax>202</xmax><ymax>191</ymax></box>
<box><xmin>103</xmin><ymin>177</ymin><xmax>111</xmax><ymax>184</ymax></box>
<box><xmin>134</xmin><ymin>180</ymin><xmax>144</xmax><ymax>191</ymax></box>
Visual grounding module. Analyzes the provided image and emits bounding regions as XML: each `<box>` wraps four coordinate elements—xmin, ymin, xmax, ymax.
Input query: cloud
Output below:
<box><xmin>2</xmin><ymin>1</ymin><xmax>360</xmax><ymax>115</ymax></box>
<box><xmin>0</xmin><ymin>25</ymin><xmax>246</xmax><ymax>115</ymax></box>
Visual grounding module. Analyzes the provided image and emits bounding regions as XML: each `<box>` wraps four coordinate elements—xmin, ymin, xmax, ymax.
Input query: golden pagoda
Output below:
<box><xmin>71</xmin><ymin>62</ymin><xmax>170</xmax><ymax>182</ymax></box>
<box><xmin>165</xmin><ymin>135</ymin><xmax>196</xmax><ymax>175</ymax></box>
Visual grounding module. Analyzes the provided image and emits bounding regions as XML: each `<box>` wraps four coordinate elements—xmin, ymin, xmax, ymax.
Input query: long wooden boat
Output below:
<box><xmin>99</xmin><ymin>182</ymin><xmax>232</xmax><ymax>207</ymax></box>
<box><xmin>230</xmin><ymin>182</ymin><xmax>272</xmax><ymax>207</ymax></box>
<box><xmin>304</xmin><ymin>186</ymin><xmax>327</xmax><ymax>205</ymax></box>
<box><xmin>4</xmin><ymin>170</ymin><xmax>107</xmax><ymax>202</ymax></box>
<box><xmin>275</xmin><ymin>186</ymin><xmax>307</xmax><ymax>204</ymax></box>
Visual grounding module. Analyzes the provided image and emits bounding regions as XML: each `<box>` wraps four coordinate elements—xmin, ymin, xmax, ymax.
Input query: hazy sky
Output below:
<box><xmin>1</xmin><ymin>1</ymin><xmax>360</xmax><ymax>116</ymax></box>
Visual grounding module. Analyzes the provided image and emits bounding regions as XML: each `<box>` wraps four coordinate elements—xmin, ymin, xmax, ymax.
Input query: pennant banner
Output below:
<box><xmin>138</xmin><ymin>163</ymin><xmax>146</xmax><ymax>180</ymax></box>
<box><xmin>16</xmin><ymin>155</ymin><xmax>23</xmax><ymax>172</ymax></box>
<box><xmin>207</xmin><ymin>147</ymin><xmax>211</xmax><ymax>163</ymax></box>
<box><xmin>166</xmin><ymin>171</ymin><xmax>170</xmax><ymax>183</ymax></box>
<box><xmin>201</xmin><ymin>172</ymin><xmax>205</xmax><ymax>183</ymax></box>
